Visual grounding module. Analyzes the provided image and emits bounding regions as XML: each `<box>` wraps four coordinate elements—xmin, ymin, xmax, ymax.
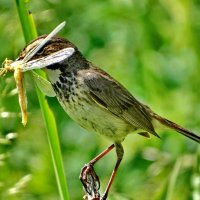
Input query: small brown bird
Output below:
<box><xmin>16</xmin><ymin>35</ymin><xmax>200</xmax><ymax>199</ymax></box>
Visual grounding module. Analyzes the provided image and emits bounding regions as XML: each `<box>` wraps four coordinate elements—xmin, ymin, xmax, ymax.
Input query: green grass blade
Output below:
<box><xmin>15</xmin><ymin>1</ymin><xmax>70</xmax><ymax>199</ymax></box>
<box><xmin>15</xmin><ymin>0</ymin><xmax>33</xmax><ymax>43</ymax></box>
<box><xmin>28</xmin><ymin>11</ymin><xmax>38</xmax><ymax>38</ymax></box>
<box><xmin>35</xmin><ymin>88</ymin><xmax>70</xmax><ymax>200</ymax></box>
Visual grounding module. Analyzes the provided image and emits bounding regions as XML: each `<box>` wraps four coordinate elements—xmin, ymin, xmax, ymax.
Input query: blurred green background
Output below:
<box><xmin>0</xmin><ymin>0</ymin><xmax>199</xmax><ymax>200</ymax></box>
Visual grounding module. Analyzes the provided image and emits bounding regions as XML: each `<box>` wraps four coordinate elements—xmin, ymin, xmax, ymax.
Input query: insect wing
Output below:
<box><xmin>21</xmin><ymin>47</ymin><xmax>75</xmax><ymax>72</ymax></box>
<box><xmin>23</xmin><ymin>21</ymin><xmax>66</xmax><ymax>63</ymax></box>
<box><xmin>32</xmin><ymin>71</ymin><xmax>56</xmax><ymax>97</ymax></box>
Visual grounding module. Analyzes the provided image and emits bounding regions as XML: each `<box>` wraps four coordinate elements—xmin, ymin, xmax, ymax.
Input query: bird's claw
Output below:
<box><xmin>80</xmin><ymin>163</ymin><xmax>100</xmax><ymax>199</ymax></box>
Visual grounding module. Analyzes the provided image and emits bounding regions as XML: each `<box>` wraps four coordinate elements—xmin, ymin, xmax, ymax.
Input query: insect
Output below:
<box><xmin>0</xmin><ymin>21</ymin><xmax>74</xmax><ymax>125</ymax></box>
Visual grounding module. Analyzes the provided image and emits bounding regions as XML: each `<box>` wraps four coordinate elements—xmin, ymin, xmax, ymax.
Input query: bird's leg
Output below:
<box><xmin>101</xmin><ymin>143</ymin><xmax>124</xmax><ymax>200</ymax></box>
<box><xmin>90</xmin><ymin>144</ymin><xmax>115</xmax><ymax>165</ymax></box>
<box><xmin>80</xmin><ymin>144</ymin><xmax>115</xmax><ymax>198</ymax></box>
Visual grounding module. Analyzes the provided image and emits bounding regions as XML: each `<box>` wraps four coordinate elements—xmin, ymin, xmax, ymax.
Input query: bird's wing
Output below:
<box><xmin>82</xmin><ymin>68</ymin><xmax>158</xmax><ymax>137</ymax></box>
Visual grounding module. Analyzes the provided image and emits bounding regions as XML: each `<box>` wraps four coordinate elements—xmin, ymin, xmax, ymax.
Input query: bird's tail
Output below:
<box><xmin>149</xmin><ymin>111</ymin><xmax>200</xmax><ymax>143</ymax></box>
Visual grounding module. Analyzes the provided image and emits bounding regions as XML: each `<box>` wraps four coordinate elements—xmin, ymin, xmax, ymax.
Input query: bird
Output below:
<box><xmin>16</xmin><ymin>35</ymin><xmax>200</xmax><ymax>199</ymax></box>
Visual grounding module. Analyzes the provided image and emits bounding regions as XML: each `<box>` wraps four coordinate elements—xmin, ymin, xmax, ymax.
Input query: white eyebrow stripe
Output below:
<box><xmin>21</xmin><ymin>47</ymin><xmax>75</xmax><ymax>72</ymax></box>
<box><xmin>23</xmin><ymin>21</ymin><xmax>66</xmax><ymax>63</ymax></box>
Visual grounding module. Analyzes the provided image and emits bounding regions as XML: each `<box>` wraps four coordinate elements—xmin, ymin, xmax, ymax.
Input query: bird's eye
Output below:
<box><xmin>36</xmin><ymin>48</ymin><xmax>44</xmax><ymax>55</ymax></box>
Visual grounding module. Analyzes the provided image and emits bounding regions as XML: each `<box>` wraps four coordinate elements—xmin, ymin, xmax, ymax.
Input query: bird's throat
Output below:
<box><xmin>45</xmin><ymin>68</ymin><xmax>62</xmax><ymax>85</ymax></box>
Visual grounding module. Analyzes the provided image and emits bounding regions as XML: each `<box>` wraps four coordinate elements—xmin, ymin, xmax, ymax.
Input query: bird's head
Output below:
<box><xmin>17</xmin><ymin>35</ymin><xmax>81</xmax><ymax>68</ymax></box>
<box><xmin>14</xmin><ymin>35</ymin><xmax>85</xmax><ymax>72</ymax></box>
<box><xmin>19</xmin><ymin>35</ymin><xmax>77</xmax><ymax>60</ymax></box>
